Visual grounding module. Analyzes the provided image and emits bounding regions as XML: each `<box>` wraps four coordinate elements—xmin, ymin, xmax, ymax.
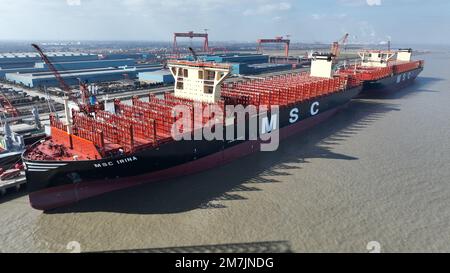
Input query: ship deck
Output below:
<box><xmin>24</xmin><ymin>71</ymin><xmax>362</xmax><ymax>163</ymax></box>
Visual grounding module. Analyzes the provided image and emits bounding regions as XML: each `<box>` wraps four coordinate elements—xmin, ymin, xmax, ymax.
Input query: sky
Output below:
<box><xmin>0</xmin><ymin>0</ymin><xmax>449</xmax><ymax>44</ymax></box>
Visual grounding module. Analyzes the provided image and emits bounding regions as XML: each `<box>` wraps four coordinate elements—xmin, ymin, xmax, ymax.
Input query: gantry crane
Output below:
<box><xmin>173</xmin><ymin>30</ymin><xmax>209</xmax><ymax>58</ymax></box>
<box><xmin>331</xmin><ymin>33</ymin><xmax>349</xmax><ymax>58</ymax></box>
<box><xmin>257</xmin><ymin>36</ymin><xmax>290</xmax><ymax>57</ymax></box>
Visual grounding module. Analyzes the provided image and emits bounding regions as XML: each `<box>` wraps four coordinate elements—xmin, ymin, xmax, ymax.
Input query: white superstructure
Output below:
<box><xmin>168</xmin><ymin>61</ymin><xmax>231</xmax><ymax>103</ymax></box>
<box><xmin>310</xmin><ymin>53</ymin><xmax>334</xmax><ymax>78</ymax></box>
<box><xmin>358</xmin><ymin>50</ymin><xmax>396</xmax><ymax>68</ymax></box>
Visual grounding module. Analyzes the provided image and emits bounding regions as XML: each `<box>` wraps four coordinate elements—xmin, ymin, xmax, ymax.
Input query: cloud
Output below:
<box><xmin>338</xmin><ymin>0</ymin><xmax>382</xmax><ymax>6</ymax></box>
<box><xmin>272</xmin><ymin>16</ymin><xmax>282</xmax><ymax>22</ymax></box>
<box><xmin>66</xmin><ymin>0</ymin><xmax>81</xmax><ymax>6</ymax></box>
<box><xmin>243</xmin><ymin>2</ymin><xmax>291</xmax><ymax>16</ymax></box>
<box><xmin>311</xmin><ymin>13</ymin><xmax>325</xmax><ymax>20</ymax></box>
<box><xmin>0</xmin><ymin>0</ymin><xmax>445</xmax><ymax>44</ymax></box>
<box><xmin>311</xmin><ymin>13</ymin><xmax>347</xmax><ymax>20</ymax></box>
<box><xmin>366</xmin><ymin>0</ymin><xmax>382</xmax><ymax>6</ymax></box>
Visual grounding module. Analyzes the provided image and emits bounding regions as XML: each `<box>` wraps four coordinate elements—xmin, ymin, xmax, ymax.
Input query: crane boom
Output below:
<box><xmin>188</xmin><ymin>47</ymin><xmax>198</xmax><ymax>61</ymax></box>
<box><xmin>31</xmin><ymin>43</ymin><xmax>101</xmax><ymax>114</ymax></box>
<box><xmin>331</xmin><ymin>33</ymin><xmax>349</xmax><ymax>58</ymax></box>
<box><xmin>31</xmin><ymin>44</ymin><xmax>73</xmax><ymax>98</ymax></box>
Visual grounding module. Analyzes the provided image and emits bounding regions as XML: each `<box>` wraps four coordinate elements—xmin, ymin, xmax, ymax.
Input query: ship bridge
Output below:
<box><xmin>167</xmin><ymin>60</ymin><xmax>231</xmax><ymax>104</ymax></box>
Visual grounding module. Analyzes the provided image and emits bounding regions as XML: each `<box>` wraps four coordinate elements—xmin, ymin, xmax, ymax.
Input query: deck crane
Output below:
<box><xmin>31</xmin><ymin>44</ymin><xmax>78</xmax><ymax>103</ymax></box>
<box><xmin>330</xmin><ymin>33</ymin><xmax>349</xmax><ymax>58</ymax></box>
<box><xmin>31</xmin><ymin>44</ymin><xmax>102</xmax><ymax>112</ymax></box>
<box><xmin>188</xmin><ymin>47</ymin><xmax>199</xmax><ymax>61</ymax></box>
<box><xmin>31</xmin><ymin>44</ymin><xmax>103</xmax><ymax>133</ymax></box>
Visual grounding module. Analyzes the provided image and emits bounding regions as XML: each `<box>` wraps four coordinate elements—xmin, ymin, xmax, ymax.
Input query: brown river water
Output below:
<box><xmin>0</xmin><ymin>51</ymin><xmax>449</xmax><ymax>253</ymax></box>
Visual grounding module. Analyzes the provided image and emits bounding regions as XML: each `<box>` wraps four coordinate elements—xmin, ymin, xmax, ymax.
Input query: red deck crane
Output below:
<box><xmin>31</xmin><ymin>44</ymin><xmax>101</xmax><ymax>114</ymax></box>
<box><xmin>257</xmin><ymin>36</ymin><xmax>290</xmax><ymax>57</ymax></box>
<box><xmin>31</xmin><ymin>44</ymin><xmax>80</xmax><ymax>104</ymax></box>
<box><xmin>331</xmin><ymin>33</ymin><xmax>349</xmax><ymax>58</ymax></box>
<box><xmin>173</xmin><ymin>31</ymin><xmax>209</xmax><ymax>58</ymax></box>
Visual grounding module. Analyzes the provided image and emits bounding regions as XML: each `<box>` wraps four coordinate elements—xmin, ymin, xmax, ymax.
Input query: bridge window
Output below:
<box><xmin>205</xmin><ymin>71</ymin><xmax>215</xmax><ymax>81</ymax></box>
<box><xmin>204</xmin><ymin>86</ymin><xmax>213</xmax><ymax>94</ymax></box>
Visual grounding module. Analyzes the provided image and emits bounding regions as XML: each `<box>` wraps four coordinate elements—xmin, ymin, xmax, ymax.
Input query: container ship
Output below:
<box><xmin>22</xmin><ymin>47</ymin><xmax>424</xmax><ymax>211</ymax></box>
<box><xmin>22</xmin><ymin>52</ymin><xmax>364</xmax><ymax>210</ymax></box>
<box><xmin>338</xmin><ymin>48</ymin><xmax>424</xmax><ymax>93</ymax></box>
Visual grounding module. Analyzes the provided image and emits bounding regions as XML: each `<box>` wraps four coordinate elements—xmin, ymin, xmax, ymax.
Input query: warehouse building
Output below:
<box><xmin>0</xmin><ymin>67</ymin><xmax>46</xmax><ymax>79</ymax></box>
<box><xmin>34</xmin><ymin>58</ymin><xmax>135</xmax><ymax>70</ymax></box>
<box><xmin>138</xmin><ymin>70</ymin><xmax>174</xmax><ymax>84</ymax></box>
<box><xmin>100</xmin><ymin>53</ymin><xmax>156</xmax><ymax>61</ymax></box>
<box><xmin>184</xmin><ymin>53</ymin><xmax>292</xmax><ymax>75</ymax></box>
<box><xmin>0</xmin><ymin>52</ymin><xmax>98</xmax><ymax>69</ymax></box>
<box><xmin>1</xmin><ymin>59</ymin><xmax>136</xmax><ymax>80</ymax></box>
<box><xmin>6</xmin><ymin>65</ymin><xmax>162</xmax><ymax>88</ymax></box>
<box><xmin>186</xmin><ymin>53</ymin><xmax>269</xmax><ymax>65</ymax></box>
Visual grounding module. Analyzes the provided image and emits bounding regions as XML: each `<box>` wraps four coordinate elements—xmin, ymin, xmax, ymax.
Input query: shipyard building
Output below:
<box><xmin>184</xmin><ymin>53</ymin><xmax>293</xmax><ymax>74</ymax></box>
<box><xmin>0</xmin><ymin>52</ymin><xmax>161</xmax><ymax>88</ymax></box>
<box><xmin>138</xmin><ymin>53</ymin><xmax>295</xmax><ymax>85</ymax></box>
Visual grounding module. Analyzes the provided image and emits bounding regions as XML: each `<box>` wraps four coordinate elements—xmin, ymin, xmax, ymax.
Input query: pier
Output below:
<box><xmin>0</xmin><ymin>173</ymin><xmax>26</xmax><ymax>195</ymax></box>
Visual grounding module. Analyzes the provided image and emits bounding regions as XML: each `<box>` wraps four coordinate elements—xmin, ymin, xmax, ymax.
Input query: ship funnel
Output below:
<box><xmin>397</xmin><ymin>48</ymin><xmax>412</xmax><ymax>62</ymax></box>
<box><xmin>310</xmin><ymin>53</ymin><xmax>334</xmax><ymax>78</ymax></box>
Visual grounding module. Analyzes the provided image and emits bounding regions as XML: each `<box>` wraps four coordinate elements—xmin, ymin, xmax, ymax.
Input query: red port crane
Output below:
<box><xmin>257</xmin><ymin>36</ymin><xmax>290</xmax><ymax>57</ymax></box>
<box><xmin>331</xmin><ymin>33</ymin><xmax>349</xmax><ymax>58</ymax></box>
<box><xmin>173</xmin><ymin>31</ymin><xmax>209</xmax><ymax>58</ymax></box>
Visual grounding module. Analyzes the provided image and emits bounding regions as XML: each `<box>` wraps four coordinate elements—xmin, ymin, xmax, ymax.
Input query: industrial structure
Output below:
<box><xmin>6</xmin><ymin>66</ymin><xmax>161</xmax><ymax>88</ymax></box>
<box><xmin>183</xmin><ymin>52</ymin><xmax>296</xmax><ymax>75</ymax></box>
<box><xmin>138</xmin><ymin>70</ymin><xmax>174</xmax><ymax>84</ymax></box>
<box><xmin>173</xmin><ymin>30</ymin><xmax>209</xmax><ymax>57</ymax></box>
<box><xmin>257</xmin><ymin>36</ymin><xmax>291</xmax><ymax>57</ymax></box>
<box><xmin>0</xmin><ymin>52</ymin><xmax>97</xmax><ymax>69</ymax></box>
<box><xmin>331</xmin><ymin>33</ymin><xmax>349</xmax><ymax>58</ymax></box>
<box><xmin>0</xmin><ymin>48</ymin><xmax>162</xmax><ymax>87</ymax></box>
